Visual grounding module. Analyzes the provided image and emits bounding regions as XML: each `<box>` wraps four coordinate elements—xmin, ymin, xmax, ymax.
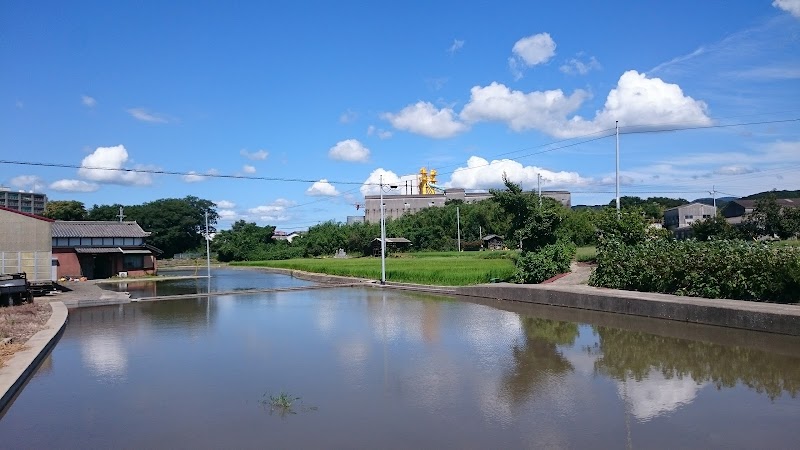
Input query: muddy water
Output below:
<box><xmin>1</xmin><ymin>271</ymin><xmax>799</xmax><ymax>448</ymax></box>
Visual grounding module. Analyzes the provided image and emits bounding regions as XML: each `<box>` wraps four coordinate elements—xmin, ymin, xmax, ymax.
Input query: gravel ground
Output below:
<box><xmin>0</xmin><ymin>302</ymin><xmax>52</xmax><ymax>367</ymax></box>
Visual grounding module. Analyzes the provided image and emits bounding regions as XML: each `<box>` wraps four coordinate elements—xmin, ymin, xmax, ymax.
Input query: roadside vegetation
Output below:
<box><xmin>0</xmin><ymin>302</ymin><xmax>52</xmax><ymax>367</ymax></box>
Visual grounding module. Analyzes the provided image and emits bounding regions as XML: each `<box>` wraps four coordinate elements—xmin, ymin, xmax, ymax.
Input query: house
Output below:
<box><xmin>0</xmin><ymin>206</ymin><xmax>55</xmax><ymax>282</ymax></box>
<box><xmin>722</xmin><ymin>198</ymin><xmax>800</xmax><ymax>224</ymax></box>
<box><xmin>371</xmin><ymin>237</ymin><xmax>412</xmax><ymax>256</ymax></box>
<box><xmin>52</xmin><ymin>221</ymin><xmax>161</xmax><ymax>279</ymax></box>
<box><xmin>663</xmin><ymin>203</ymin><xmax>717</xmax><ymax>230</ymax></box>
<box><xmin>482</xmin><ymin>234</ymin><xmax>504</xmax><ymax>250</ymax></box>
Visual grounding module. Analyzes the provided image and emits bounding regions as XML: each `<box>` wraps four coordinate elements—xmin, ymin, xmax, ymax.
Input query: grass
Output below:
<box><xmin>0</xmin><ymin>302</ymin><xmax>51</xmax><ymax>367</ymax></box>
<box><xmin>575</xmin><ymin>246</ymin><xmax>597</xmax><ymax>262</ymax></box>
<box><xmin>234</xmin><ymin>252</ymin><xmax>517</xmax><ymax>286</ymax></box>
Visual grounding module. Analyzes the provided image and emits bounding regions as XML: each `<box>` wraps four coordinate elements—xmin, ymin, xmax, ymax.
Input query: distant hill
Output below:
<box><xmin>692</xmin><ymin>197</ymin><xmax>735</xmax><ymax>208</ymax></box>
<box><xmin>743</xmin><ymin>190</ymin><xmax>800</xmax><ymax>200</ymax></box>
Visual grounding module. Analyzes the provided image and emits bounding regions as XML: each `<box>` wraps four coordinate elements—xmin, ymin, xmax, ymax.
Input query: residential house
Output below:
<box><xmin>0</xmin><ymin>206</ymin><xmax>55</xmax><ymax>282</ymax></box>
<box><xmin>52</xmin><ymin>221</ymin><xmax>161</xmax><ymax>279</ymax></box>
<box><xmin>722</xmin><ymin>198</ymin><xmax>800</xmax><ymax>224</ymax></box>
<box><xmin>663</xmin><ymin>203</ymin><xmax>717</xmax><ymax>230</ymax></box>
<box><xmin>273</xmin><ymin>230</ymin><xmax>301</xmax><ymax>243</ymax></box>
<box><xmin>482</xmin><ymin>234</ymin><xmax>504</xmax><ymax>250</ymax></box>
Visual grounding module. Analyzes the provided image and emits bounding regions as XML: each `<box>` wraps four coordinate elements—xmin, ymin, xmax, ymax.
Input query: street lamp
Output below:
<box><xmin>379</xmin><ymin>175</ymin><xmax>397</xmax><ymax>285</ymax></box>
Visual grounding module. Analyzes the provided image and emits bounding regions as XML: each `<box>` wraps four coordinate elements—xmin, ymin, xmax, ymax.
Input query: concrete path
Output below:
<box><xmin>549</xmin><ymin>262</ymin><xmax>593</xmax><ymax>285</ymax></box>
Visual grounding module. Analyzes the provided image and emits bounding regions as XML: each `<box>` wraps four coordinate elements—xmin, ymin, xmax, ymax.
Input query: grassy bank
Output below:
<box><xmin>234</xmin><ymin>251</ymin><xmax>517</xmax><ymax>286</ymax></box>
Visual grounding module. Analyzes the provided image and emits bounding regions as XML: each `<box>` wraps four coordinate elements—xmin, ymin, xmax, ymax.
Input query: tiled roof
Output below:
<box><xmin>729</xmin><ymin>198</ymin><xmax>800</xmax><ymax>209</ymax></box>
<box><xmin>52</xmin><ymin>221</ymin><xmax>151</xmax><ymax>238</ymax></box>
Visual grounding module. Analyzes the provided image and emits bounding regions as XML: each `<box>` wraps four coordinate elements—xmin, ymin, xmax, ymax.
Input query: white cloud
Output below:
<box><xmin>9</xmin><ymin>175</ymin><xmax>44</xmax><ymax>189</ymax></box>
<box><xmin>215</xmin><ymin>200</ymin><xmax>236</xmax><ymax>209</ymax></box>
<box><xmin>560</xmin><ymin>55</ymin><xmax>601</xmax><ymax>75</ymax></box>
<box><xmin>383</xmin><ymin>102</ymin><xmax>467</xmax><ymax>139</ymax></box>
<box><xmin>367</xmin><ymin>125</ymin><xmax>392</xmax><ymax>139</ymax></box>
<box><xmin>78</xmin><ymin>145</ymin><xmax>153</xmax><ymax>186</ymax></box>
<box><xmin>447</xmin><ymin>156</ymin><xmax>591</xmax><ymax>190</ymax></box>
<box><xmin>306</xmin><ymin>179</ymin><xmax>340</xmax><ymax>197</ymax></box>
<box><xmin>218</xmin><ymin>209</ymin><xmax>239</xmax><ymax>221</ymax></box>
<box><xmin>714</xmin><ymin>165</ymin><xmax>756</xmax><ymax>175</ymax></box>
<box><xmin>509</xmin><ymin>32</ymin><xmax>556</xmax><ymax>79</ymax></box>
<box><xmin>82</xmin><ymin>95</ymin><xmax>97</xmax><ymax>108</ymax></box>
<box><xmin>460</xmin><ymin>82</ymin><xmax>589</xmax><ymax>135</ymax></box>
<box><xmin>328</xmin><ymin>139</ymin><xmax>370</xmax><ymax>162</ymax></box>
<box><xmin>247</xmin><ymin>198</ymin><xmax>295</xmax><ymax>222</ymax></box>
<box><xmin>447</xmin><ymin>39</ymin><xmax>465</xmax><ymax>54</ymax></box>
<box><xmin>240</xmin><ymin>149</ymin><xmax>269</xmax><ymax>160</ymax></box>
<box><xmin>339</xmin><ymin>109</ymin><xmax>358</xmax><ymax>124</ymax></box>
<box><xmin>360</xmin><ymin>169</ymin><xmax>417</xmax><ymax>197</ymax></box>
<box><xmin>50</xmin><ymin>179</ymin><xmax>100</xmax><ymax>192</ymax></box>
<box><xmin>774</xmin><ymin>0</ymin><xmax>800</xmax><ymax>17</ymax></box>
<box><xmin>242</xmin><ymin>165</ymin><xmax>256</xmax><ymax>174</ymax></box>
<box><xmin>460</xmin><ymin>71</ymin><xmax>711</xmax><ymax>138</ymax></box>
<box><xmin>127</xmin><ymin>107</ymin><xmax>170</xmax><ymax>123</ymax></box>
<box><xmin>618</xmin><ymin>371</ymin><xmax>705</xmax><ymax>422</ymax></box>
<box><xmin>182</xmin><ymin>171</ymin><xmax>206</xmax><ymax>183</ymax></box>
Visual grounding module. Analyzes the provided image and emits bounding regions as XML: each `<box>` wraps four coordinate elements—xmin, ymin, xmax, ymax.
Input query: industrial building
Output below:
<box><xmin>0</xmin><ymin>186</ymin><xmax>47</xmax><ymax>215</ymax></box>
<box><xmin>0</xmin><ymin>206</ymin><xmax>56</xmax><ymax>283</ymax></box>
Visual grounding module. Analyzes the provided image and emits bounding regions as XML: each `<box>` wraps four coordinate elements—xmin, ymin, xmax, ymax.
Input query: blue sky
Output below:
<box><xmin>2</xmin><ymin>1</ymin><xmax>799</xmax><ymax>230</ymax></box>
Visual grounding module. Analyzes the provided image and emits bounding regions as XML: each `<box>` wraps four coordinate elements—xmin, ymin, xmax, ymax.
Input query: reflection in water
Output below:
<box><xmin>2</xmin><ymin>281</ymin><xmax>799</xmax><ymax>448</ymax></box>
<box><xmin>593</xmin><ymin>326</ymin><xmax>800</xmax><ymax>401</ymax></box>
<box><xmin>502</xmin><ymin>317</ymin><xmax>578</xmax><ymax>406</ymax></box>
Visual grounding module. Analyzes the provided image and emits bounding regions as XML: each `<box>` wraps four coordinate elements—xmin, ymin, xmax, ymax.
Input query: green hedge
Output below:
<box><xmin>513</xmin><ymin>241</ymin><xmax>576</xmax><ymax>284</ymax></box>
<box><xmin>589</xmin><ymin>239</ymin><xmax>800</xmax><ymax>303</ymax></box>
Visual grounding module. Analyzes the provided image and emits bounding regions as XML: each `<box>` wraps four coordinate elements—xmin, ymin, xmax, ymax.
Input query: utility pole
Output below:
<box><xmin>616</xmin><ymin>120</ymin><xmax>620</xmax><ymax>216</ymax></box>
<box><xmin>479</xmin><ymin>225</ymin><xmax>483</xmax><ymax>250</ymax></box>
<box><xmin>537</xmin><ymin>173</ymin><xmax>542</xmax><ymax>207</ymax></box>
<box><xmin>205</xmin><ymin>210</ymin><xmax>211</xmax><ymax>281</ymax></box>
<box><xmin>456</xmin><ymin>206</ymin><xmax>461</xmax><ymax>252</ymax></box>
<box><xmin>380</xmin><ymin>175</ymin><xmax>386</xmax><ymax>285</ymax></box>
<box><xmin>710</xmin><ymin>185</ymin><xmax>717</xmax><ymax>209</ymax></box>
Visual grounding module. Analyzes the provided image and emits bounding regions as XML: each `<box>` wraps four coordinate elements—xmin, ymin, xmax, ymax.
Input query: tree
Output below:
<box><xmin>595</xmin><ymin>207</ymin><xmax>650</xmax><ymax>246</ymax></box>
<box><xmin>42</xmin><ymin>200</ymin><xmax>87</xmax><ymax>220</ymax></box>
<box><xmin>212</xmin><ymin>220</ymin><xmax>275</xmax><ymax>262</ymax></box>
<box><xmin>745</xmin><ymin>193</ymin><xmax>786</xmax><ymax>239</ymax></box>
<box><xmin>691</xmin><ymin>215</ymin><xmax>741</xmax><ymax>241</ymax></box>
<box><xmin>490</xmin><ymin>175</ymin><xmax>565</xmax><ymax>251</ymax></box>
<box><xmin>87</xmin><ymin>203</ymin><xmax>125</xmax><ymax>221</ymax></box>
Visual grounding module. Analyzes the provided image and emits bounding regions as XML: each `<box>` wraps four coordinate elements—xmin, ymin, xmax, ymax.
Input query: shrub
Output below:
<box><xmin>589</xmin><ymin>239</ymin><xmax>800</xmax><ymax>303</ymax></box>
<box><xmin>513</xmin><ymin>241</ymin><xmax>576</xmax><ymax>284</ymax></box>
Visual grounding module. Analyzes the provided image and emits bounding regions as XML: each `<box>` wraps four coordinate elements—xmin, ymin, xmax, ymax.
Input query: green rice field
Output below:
<box><xmin>234</xmin><ymin>251</ymin><xmax>517</xmax><ymax>286</ymax></box>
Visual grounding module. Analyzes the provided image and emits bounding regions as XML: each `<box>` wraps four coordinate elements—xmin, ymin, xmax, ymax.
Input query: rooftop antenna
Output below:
<box><xmin>117</xmin><ymin>206</ymin><xmax>126</xmax><ymax>222</ymax></box>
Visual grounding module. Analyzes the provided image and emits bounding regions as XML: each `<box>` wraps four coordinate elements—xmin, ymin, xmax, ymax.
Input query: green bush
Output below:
<box><xmin>589</xmin><ymin>239</ymin><xmax>800</xmax><ymax>303</ymax></box>
<box><xmin>513</xmin><ymin>241</ymin><xmax>576</xmax><ymax>284</ymax></box>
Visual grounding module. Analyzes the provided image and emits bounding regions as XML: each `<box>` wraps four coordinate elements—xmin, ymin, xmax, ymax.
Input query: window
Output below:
<box><xmin>123</xmin><ymin>255</ymin><xmax>144</xmax><ymax>270</ymax></box>
<box><xmin>124</xmin><ymin>238</ymin><xmax>134</xmax><ymax>246</ymax></box>
<box><xmin>685</xmin><ymin>215</ymin><xmax>693</xmax><ymax>219</ymax></box>
<box><xmin>703</xmin><ymin>214</ymin><xmax>711</xmax><ymax>218</ymax></box>
<box><xmin>114</xmin><ymin>238</ymin><xmax>124</xmax><ymax>246</ymax></box>
<box><xmin>68</xmin><ymin>237</ymin><xmax>81</xmax><ymax>246</ymax></box>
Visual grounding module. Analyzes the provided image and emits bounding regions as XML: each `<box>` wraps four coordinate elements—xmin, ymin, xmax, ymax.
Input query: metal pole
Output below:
<box><xmin>712</xmin><ymin>185</ymin><xmax>716</xmax><ymax>209</ymax></box>
<box><xmin>537</xmin><ymin>173</ymin><xmax>542</xmax><ymax>207</ymax></box>
<box><xmin>380</xmin><ymin>175</ymin><xmax>386</xmax><ymax>285</ymax></box>
<box><xmin>616</xmin><ymin>120</ymin><xmax>620</xmax><ymax>216</ymax></box>
<box><xmin>456</xmin><ymin>206</ymin><xmax>461</xmax><ymax>252</ymax></box>
<box><xmin>205</xmin><ymin>210</ymin><xmax>211</xmax><ymax>281</ymax></box>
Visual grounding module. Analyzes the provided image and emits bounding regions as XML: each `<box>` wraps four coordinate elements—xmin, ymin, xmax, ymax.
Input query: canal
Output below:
<box><xmin>1</xmin><ymin>269</ymin><xmax>799</xmax><ymax>448</ymax></box>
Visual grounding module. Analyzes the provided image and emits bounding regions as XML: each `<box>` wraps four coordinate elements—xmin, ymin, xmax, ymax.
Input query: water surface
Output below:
<box><xmin>2</xmin><ymin>270</ymin><xmax>799</xmax><ymax>448</ymax></box>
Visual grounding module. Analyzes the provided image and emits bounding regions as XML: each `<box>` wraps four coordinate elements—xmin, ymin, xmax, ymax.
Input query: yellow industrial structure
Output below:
<box><xmin>418</xmin><ymin>167</ymin><xmax>439</xmax><ymax>195</ymax></box>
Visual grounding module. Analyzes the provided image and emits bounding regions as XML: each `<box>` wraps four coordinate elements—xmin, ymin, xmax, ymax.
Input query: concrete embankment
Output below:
<box><xmin>0</xmin><ymin>302</ymin><xmax>68</xmax><ymax>414</ymax></box>
<box><xmin>458</xmin><ymin>283</ymin><xmax>800</xmax><ymax>336</ymax></box>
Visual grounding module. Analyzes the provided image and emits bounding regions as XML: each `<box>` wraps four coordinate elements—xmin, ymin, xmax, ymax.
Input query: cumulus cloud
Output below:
<box><xmin>460</xmin><ymin>82</ymin><xmax>590</xmax><ymax>134</ymax></box>
<box><xmin>560</xmin><ymin>55</ymin><xmax>601</xmax><ymax>75</ymax></box>
<box><xmin>82</xmin><ymin>95</ymin><xmax>97</xmax><ymax>108</ymax></box>
<box><xmin>248</xmin><ymin>198</ymin><xmax>295</xmax><ymax>222</ymax></box>
<box><xmin>509</xmin><ymin>32</ymin><xmax>556</xmax><ymax>79</ymax></box>
<box><xmin>214</xmin><ymin>200</ymin><xmax>236</xmax><ymax>209</ymax></box>
<box><xmin>774</xmin><ymin>0</ymin><xmax>800</xmax><ymax>17</ymax></box>
<box><xmin>242</xmin><ymin>165</ymin><xmax>256</xmax><ymax>174</ymax></box>
<box><xmin>127</xmin><ymin>107</ymin><xmax>170</xmax><ymax>123</ymax></box>
<box><xmin>618</xmin><ymin>371</ymin><xmax>705</xmax><ymax>422</ymax></box>
<box><xmin>49</xmin><ymin>179</ymin><xmax>100</xmax><ymax>192</ymax></box>
<box><xmin>367</xmin><ymin>125</ymin><xmax>392</xmax><ymax>139</ymax></box>
<box><xmin>383</xmin><ymin>102</ymin><xmax>468</xmax><ymax>139</ymax></box>
<box><xmin>328</xmin><ymin>139</ymin><xmax>370</xmax><ymax>162</ymax></box>
<box><xmin>9</xmin><ymin>175</ymin><xmax>44</xmax><ymax>189</ymax></box>
<box><xmin>78</xmin><ymin>145</ymin><xmax>152</xmax><ymax>185</ymax></box>
<box><xmin>240</xmin><ymin>149</ymin><xmax>269</xmax><ymax>160</ymax></box>
<box><xmin>714</xmin><ymin>165</ymin><xmax>756</xmax><ymax>175</ymax></box>
<box><xmin>306</xmin><ymin>179</ymin><xmax>340</xmax><ymax>197</ymax></box>
<box><xmin>447</xmin><ymin>156</ymin><xmax>591</xmax><ymax>190</ymax></box>
<box><xmin>461</xmin><ymin>70</ymin><xmax>710</xmax><ymax>138</ymax></box>
<box><xmin>447</xmin><ymin>39</ymin><xmax>465</xmax><ymax>54</ymax></box>
<box><xmin>359</xmin><ymin>168</ymin><xmax>417</xmax><ymax>197</ymax></box>
<box><xmin>218</xmin><ymin>209</ymin><xmax>239</xmax><ymax>221</ymax></box>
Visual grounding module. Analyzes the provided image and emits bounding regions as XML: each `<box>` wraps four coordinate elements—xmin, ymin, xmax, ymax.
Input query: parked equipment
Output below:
<box><xmin>0</xmin><ymin>272</ymin><xmax>33</xmax><ymax>306</ymax></box>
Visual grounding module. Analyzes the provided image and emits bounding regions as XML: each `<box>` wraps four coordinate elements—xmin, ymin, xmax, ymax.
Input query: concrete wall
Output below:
<box><xmin>0</xmin><ymin>209</ymin><xmax>53</xmax><ymax>281</ymax></box>
<box><xmin>458</xmin><ymin>284</ymin><xmax>800</xmax><ymax>336</ymax></box>
<box><xmin>664</xmin><ymin>203</ymin><xmax>717</xmax><ymax>230</ymax></box>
